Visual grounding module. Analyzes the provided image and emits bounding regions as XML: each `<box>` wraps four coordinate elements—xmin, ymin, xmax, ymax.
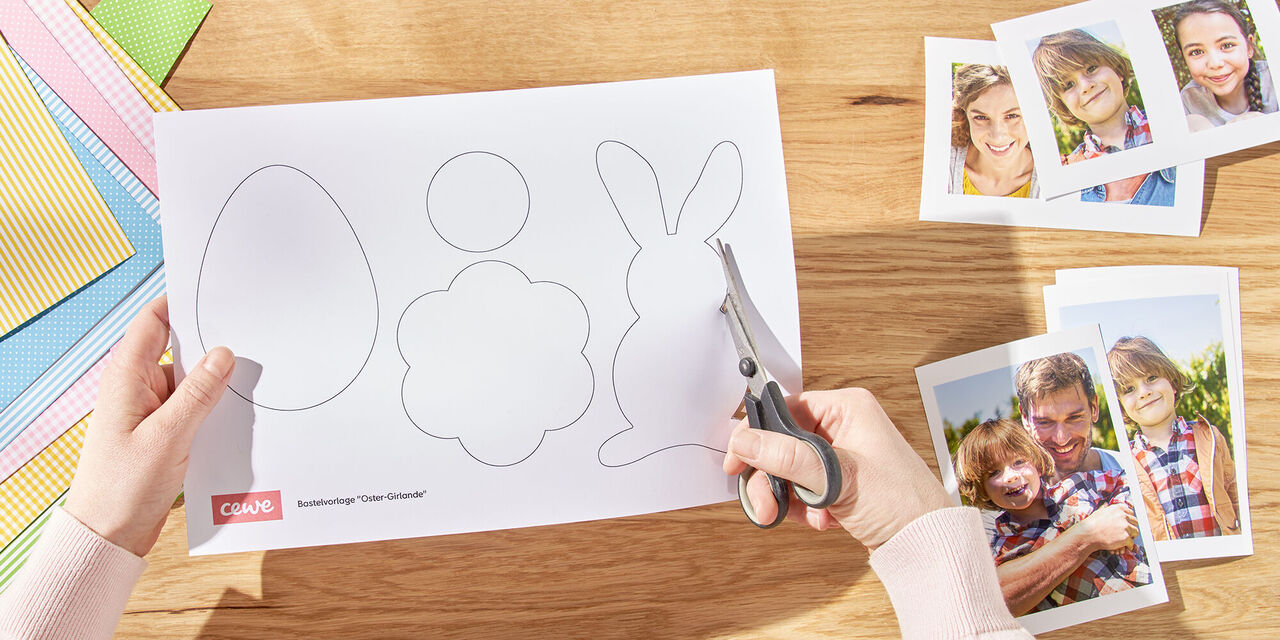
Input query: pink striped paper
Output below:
<box><xmin>0</xmin><ymin>0</ymin><xmax>158</xmax><ymax>194</ymax></box>
<box><xmin>24</xmin><ymin>0</ymin><xmax>155</xmax><ymax>149</ymax></box>
<box><xmin>0</xmin><ymin>356</ymin><xmax>104</xmax><ymax>483</ymax></box>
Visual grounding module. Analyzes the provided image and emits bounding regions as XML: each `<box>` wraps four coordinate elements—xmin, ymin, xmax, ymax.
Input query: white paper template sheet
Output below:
<box><xmin>914</xmin><ymin>325</ymin><xmax>1167</xmax><ymax>634</ymax></box>
<box><xmin>156</xmin><ymin>70</ymin><xmax>802</xmax><ymax>555</ymax></box>
<box><xmin>1045</xmin><ymin>266</ymin><xmax>1252</xmax><ymax>561</ymax></box>
<box><xmin>993</xmin><ymin>0</ymin><xmax>1280</xmax><ymax>197</ymax></box>
<box><xmin>920</xmin><ymin>37</ymin><xmax>1204</xmax><ymax>236</ymax></box>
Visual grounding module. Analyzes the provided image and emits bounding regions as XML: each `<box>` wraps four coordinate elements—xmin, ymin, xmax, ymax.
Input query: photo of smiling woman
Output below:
<box><xmin>1156</xmin><ymin>0</ymin><xmax>1278</xmax><ymax>131</ymax></box>
<box><xmin>949</xmin><ymin>64</ymin><xmax>1039</xmax><ymax>197</ymax></box>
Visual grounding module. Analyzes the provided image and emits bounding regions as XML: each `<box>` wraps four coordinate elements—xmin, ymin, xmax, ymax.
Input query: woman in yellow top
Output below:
<box><xmin>948</xmin><ymin>64</ymin><xmax>1039</xmax><ymax>198</ymax></box>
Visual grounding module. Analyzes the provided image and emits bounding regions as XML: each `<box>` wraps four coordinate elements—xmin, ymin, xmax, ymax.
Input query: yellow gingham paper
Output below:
<box><xmin>0</xmin><ymin>41</ymin><xmax>137</xmax><ymax>336</ymax></box>
<box><xmin>62</xmin><ymin>0</ymin><xmax>179</xmax><ymax>113</ymax></box>
<box><xmin>0</xmin><ymin>350</ymin><xmax>171</xmax><ymax>549</ymax></box>
<box><xmin>0</xmin><ymin>419</ymin><xmax>86</xmax><ymax>548</ymax></box>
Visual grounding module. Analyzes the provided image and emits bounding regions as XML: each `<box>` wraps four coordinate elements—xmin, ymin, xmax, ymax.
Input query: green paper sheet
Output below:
<box><xmin>90</xmin><ymin>0</ymin><xmax>211</xmax><ymax>84</ymax></box>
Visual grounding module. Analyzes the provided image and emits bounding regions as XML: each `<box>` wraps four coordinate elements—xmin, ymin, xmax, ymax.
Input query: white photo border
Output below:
<box><xmin>1045</xmin><ymin>267</ymin><xmax>1252</xmax><ymax>560</ymax></box>
<box><xmin>992</xmin><ymin>0</ymin><xmax>1280</xmax><ymax>197</ymax></box>
<box><xmin>915</xmin><ymin>324</ymin><xmax>1168</xmax><ymax>634</ymax></box>
<box><xmin>920</xmin><ymin>37</ymin><xmax>1204</xmax><ymax>236</ymax></box>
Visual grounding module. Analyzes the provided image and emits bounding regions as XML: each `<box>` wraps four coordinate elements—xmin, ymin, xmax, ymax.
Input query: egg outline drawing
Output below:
<box><xmin>195</xmin><ymin>163</ymin><xmax>380</xmax><ymax>412</ymax></box>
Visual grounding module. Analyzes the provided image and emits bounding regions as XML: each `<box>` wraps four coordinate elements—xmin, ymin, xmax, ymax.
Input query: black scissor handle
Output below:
<box><xmin>760</xmin><ymin>381</ymin><xmax>842</xmax><ymax>509</ymax></box>
<box><xmin>738</xmin><ymin>466</ymin><xmax>789</xmax><ymax>529</ymax></box>
<box><xmin>737</xmin><ymin>381</ymin><xmax>844</xmax><ymax>528</ymax></box>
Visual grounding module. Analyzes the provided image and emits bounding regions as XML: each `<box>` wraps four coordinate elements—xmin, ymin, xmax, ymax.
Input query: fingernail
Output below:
<box><xmin>730</xmin><ymin>429</ymin><xmax>761</xmax><ymax>460</ymax></box>
<box><xmin>201</xmin><ymin>348</ymin><xmax>234</xmax><ymax>379</ymax></box>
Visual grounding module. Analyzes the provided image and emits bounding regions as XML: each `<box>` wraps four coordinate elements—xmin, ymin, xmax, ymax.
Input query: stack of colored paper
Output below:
<box><xmin>0</xmin><ymin>0</ymin><xmax>206</xmax><ymax>592</ymax></box>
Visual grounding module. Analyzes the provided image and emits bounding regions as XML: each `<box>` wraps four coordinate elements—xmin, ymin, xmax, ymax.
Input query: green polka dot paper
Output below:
<box><xmin>89</xmin><ymin>0</ymin><xmax>211</xmax><ymax>84</ymax></box>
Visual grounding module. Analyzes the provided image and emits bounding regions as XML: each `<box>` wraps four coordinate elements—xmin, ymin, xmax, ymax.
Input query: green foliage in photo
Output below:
<box><xmin>1153</xmin><ymin>0</ymin><xmax>1267</xmax><ymax>92</ymax></box>
<box><xmin>943</xmin><ymin>382</ymin><xmax>1119</xmax><ymax>460</ymax></box>
<box><xmin>1050</xmin><ymin>77</ymin><xmax>1148</xmax><ymax>158</ymax></box>
<box><xmin>1113</xmin><ymin>341</ymin><xmax>1233</xmax><ymax>450</ymax></box>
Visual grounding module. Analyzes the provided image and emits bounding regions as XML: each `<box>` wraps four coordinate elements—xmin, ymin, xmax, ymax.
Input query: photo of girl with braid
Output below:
<box><xmin>1161</xmin><ymin>0</ymin><xmax>1278</xmax><ymax>131</ymax></box>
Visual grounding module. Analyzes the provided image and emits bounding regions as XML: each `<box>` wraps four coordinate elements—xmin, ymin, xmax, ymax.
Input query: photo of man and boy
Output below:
<box><xmin>948</xmin><ymin>353</ymin><xmax>1151</xmax><ymax>614</ymax></box>
<box><xmin>917</xmin><ymin>327</ymin><xmax>1168</xmax><ymax>632</ymax></box>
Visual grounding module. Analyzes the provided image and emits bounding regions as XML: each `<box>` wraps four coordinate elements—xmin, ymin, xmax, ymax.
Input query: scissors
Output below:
<box><xmin>717</xmin><ymin>240</ymin><xmax>842</xmax><ymax>529</ymax></box>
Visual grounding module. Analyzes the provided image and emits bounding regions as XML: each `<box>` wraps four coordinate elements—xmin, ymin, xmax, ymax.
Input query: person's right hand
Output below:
<box><xmin>1077</xmin><ymin>502</ymin><xmax>1139</xmax><ymax>553</ymax></box>
<box><xmin>64</xmin><ymin>296</ymin><xmax>234</xmax><ymax>558</ymax></box>
<box><xmin>722</xmin><ymin>388</ymin><xmax>952</xmax><ymax>550</ymax></box>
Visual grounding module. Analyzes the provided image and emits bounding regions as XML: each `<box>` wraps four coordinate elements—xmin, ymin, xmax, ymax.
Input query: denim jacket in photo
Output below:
<box><xmin>1080</xmin><ymin>167</ymin><xmax>1176</xmax><ymax>207</ymax></box>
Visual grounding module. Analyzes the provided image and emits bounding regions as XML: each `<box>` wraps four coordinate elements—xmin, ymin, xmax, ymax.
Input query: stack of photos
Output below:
<box><xmin>920</xmin><ymin>37</ymin><xmax>1205</xmax><ymax>235</ymax></box>
<box><xmin>1044</xmin><ymin>266</ymin><xmax>1251</xmax><ymax>560</ymax></box>
<box><xmin>993</xmin><ymin>0</ymin><xmax>1280</xmax><ymax>197</ymax></box>
<box><xmin>916</xmin><ymin>325</ymin><xmax>1169</xmax><ymax>634</ymax></box>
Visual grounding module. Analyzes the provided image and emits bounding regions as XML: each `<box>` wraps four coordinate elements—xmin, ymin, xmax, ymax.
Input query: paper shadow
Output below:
<box><xmin>183</xmin><ymin>353</ymin><xmax>261</xmax><ymax>551</ymax></box>
<box><xmin>1201</xmin><ymin>139</ymin><xmax>1280</xmax><ymax>233</ymax></box>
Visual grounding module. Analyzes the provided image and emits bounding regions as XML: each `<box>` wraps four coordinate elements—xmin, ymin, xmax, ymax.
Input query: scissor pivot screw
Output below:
<box><xmin>738</xmin><ymin>357</ymin><xmax>757</xmax><ymax>378</ymax></box>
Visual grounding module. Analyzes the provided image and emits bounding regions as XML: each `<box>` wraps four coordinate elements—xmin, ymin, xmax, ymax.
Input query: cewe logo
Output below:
<box><xmin>212</xmin><ymin>490</ymin><xmax>283</xmax><ymax>525</ymax></box>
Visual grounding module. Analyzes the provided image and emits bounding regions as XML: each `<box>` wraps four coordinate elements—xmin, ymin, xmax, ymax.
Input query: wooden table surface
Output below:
<box><xmin>114</xmin><ymin>0</ymin><xmax>1280</xmax><ymax>637</ymax></box>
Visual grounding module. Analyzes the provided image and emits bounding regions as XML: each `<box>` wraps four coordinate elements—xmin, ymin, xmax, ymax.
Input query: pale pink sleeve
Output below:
<box><xmin>869</xmin><ymin>506</ymin><xmax>1034</xmax><ymax>640</ymax></box>
<box><xmin>0</xmin><ymin>507</ymin><xmax>146</xmax><ymax>640</ymax></box>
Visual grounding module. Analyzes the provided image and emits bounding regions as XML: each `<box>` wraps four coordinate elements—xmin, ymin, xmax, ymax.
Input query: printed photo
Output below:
<box><xmin>920</xmin><ymin>38</ymin><xmax>1203</xmax><ymax>235</ymax></box>
<box><xmin>1028</xmin><ymin>22</ymin><xmax>1153</xmax><ymax>165</ymax></box>
<box><xmin>949</xmin><ymin>61</ymin><xmax>1038</xmax><ymax>198</ymax></box>
<box><xmin>993</xmin><ymin>0</ymin><xmax>1280</xmax><ymax>196</ymax></box>
<box><xmin>1154</xmin><ymin>0</ymin><xmax>1278</xmax><ymax>131</ymax></box>
<box><xmin>917</xmin><ymin>325</ymin><xmax>1167</xmax><ymax>634</ymax></box>
<box><xmin>1044</xmin><ymin>266</ymin><xmax>1252</xmax><ymax>561</ymax></box>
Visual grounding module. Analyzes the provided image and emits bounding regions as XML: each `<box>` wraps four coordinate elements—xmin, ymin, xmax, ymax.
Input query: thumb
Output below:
<box><xmin>147</xmin><ymin>347</ymin><xmax>235</xmax><ymax>444</ymax></box>
<box><xmin>729</xmin><ymin>427</ymin><xmax>830</xmax><ymax>498</ymax></box>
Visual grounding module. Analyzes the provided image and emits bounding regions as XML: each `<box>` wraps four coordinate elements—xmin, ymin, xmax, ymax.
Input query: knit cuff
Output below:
<box><xmin>869</xmin><ymin>507</ymin><xmax>1025</xmax><ymax>640</ymax></box>
<box><xmin>0</xmin><ymin>507</ymin><xmax>147</xmax><ymax>640</ymax></box>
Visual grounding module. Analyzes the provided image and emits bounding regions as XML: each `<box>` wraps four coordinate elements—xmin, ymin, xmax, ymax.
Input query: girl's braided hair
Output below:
<box><xmin>1174</xmin><ymin>0</ymin><xmax>1265</xmax><ymax>112</ymax></box>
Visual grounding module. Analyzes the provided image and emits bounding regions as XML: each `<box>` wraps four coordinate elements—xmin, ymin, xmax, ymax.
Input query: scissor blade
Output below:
<box><xmin>717</xmin><ymin>240</ymin><xmax>766</xmax><ymax>397</ymax></box>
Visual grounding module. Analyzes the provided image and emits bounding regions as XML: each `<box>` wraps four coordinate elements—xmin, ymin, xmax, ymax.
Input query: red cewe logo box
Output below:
<box><xmin>212</xmin><ymin>490</ymin><xmax>283</xmax><ymax>525</ymax></box>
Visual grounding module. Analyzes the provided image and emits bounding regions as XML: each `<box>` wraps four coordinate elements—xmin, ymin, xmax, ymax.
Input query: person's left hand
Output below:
<box><xmin>64</xmin><ymin>296</ymin><xmax>234</xmax><ymax>557</ymax></box>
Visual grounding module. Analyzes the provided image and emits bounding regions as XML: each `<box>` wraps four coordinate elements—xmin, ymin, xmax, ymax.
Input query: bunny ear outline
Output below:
<box><xmin>596</xmin><ymin>140</ymin><xmax>668</xmax><ymax>246</ymax></box>
<box><xmin>675</xmin><ymin>140</ymin><xmax>742</xmax><ymax>242</ymax></box>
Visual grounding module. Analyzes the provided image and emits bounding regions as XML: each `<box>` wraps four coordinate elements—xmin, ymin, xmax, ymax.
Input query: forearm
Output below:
<box><xmin>996</xmin><ymin>524</ymin><xmax>1094</xmax><ymax>616</ymax></box>
<box><xmin>0</xmin><ymin>508</ymin><xmax>145</xmax><ymax>639</ymax></box>
<box><xmin>870</xmin><ymin>507</ymin><xmax>1032</xmax><ymax>640</ymax></box>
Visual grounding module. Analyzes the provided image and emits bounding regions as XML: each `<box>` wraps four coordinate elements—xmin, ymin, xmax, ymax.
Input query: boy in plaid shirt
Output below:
<box><xmin>1031</xmin><ymin>29</ymin><xmax>1176</xmax><ymax>206</ymax></box>
<box><xmin>956</xmin><ymin>419</ymin><xmax>1150</xmax><ymax>611</ymax></box>
<box><xmin>1108</xmin><ymin>336</ymin><xmax>1241</xmax><ymax>539</ymax></box>
<box><xmin>1031</xmin><ymin>29</ymin><xmax>1154</xmax><ymax>163</ymax></box>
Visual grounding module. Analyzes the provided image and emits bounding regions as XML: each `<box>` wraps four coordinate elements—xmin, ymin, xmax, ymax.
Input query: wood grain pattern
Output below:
<box><xmin>117</xmin><ymin>0</ymin><xmax>1280</xmax><ymax>636</ymax></box>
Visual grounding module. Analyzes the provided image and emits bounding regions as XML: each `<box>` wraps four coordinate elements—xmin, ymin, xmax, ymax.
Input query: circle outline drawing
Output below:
<box><xmin>425</xmin><ymin>151</ymin><xmax>531</xmax><ymax>253</ymax></box>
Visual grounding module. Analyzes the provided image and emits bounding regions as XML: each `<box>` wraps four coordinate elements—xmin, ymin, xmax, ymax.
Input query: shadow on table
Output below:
<box><xmin>1201</xmin><ymin>139</ymin><xmax>1280</xmax><ymax>233</ymax></box>
<box><xmin>191</xmin><ymin>221</ymin><xmax>1204</xmax><ymax>637</ymax></box>
<box><xmin>194</xmin><ymin>504</ymin><xmax>874</xmax><ymax>638</ymax></box>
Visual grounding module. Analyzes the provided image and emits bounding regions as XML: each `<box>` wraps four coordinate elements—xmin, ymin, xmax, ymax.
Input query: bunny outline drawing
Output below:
<box><xmin>595</xmin><ymin>140</ymin><xmax>746</xmax><ymax>467</ymax></box>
